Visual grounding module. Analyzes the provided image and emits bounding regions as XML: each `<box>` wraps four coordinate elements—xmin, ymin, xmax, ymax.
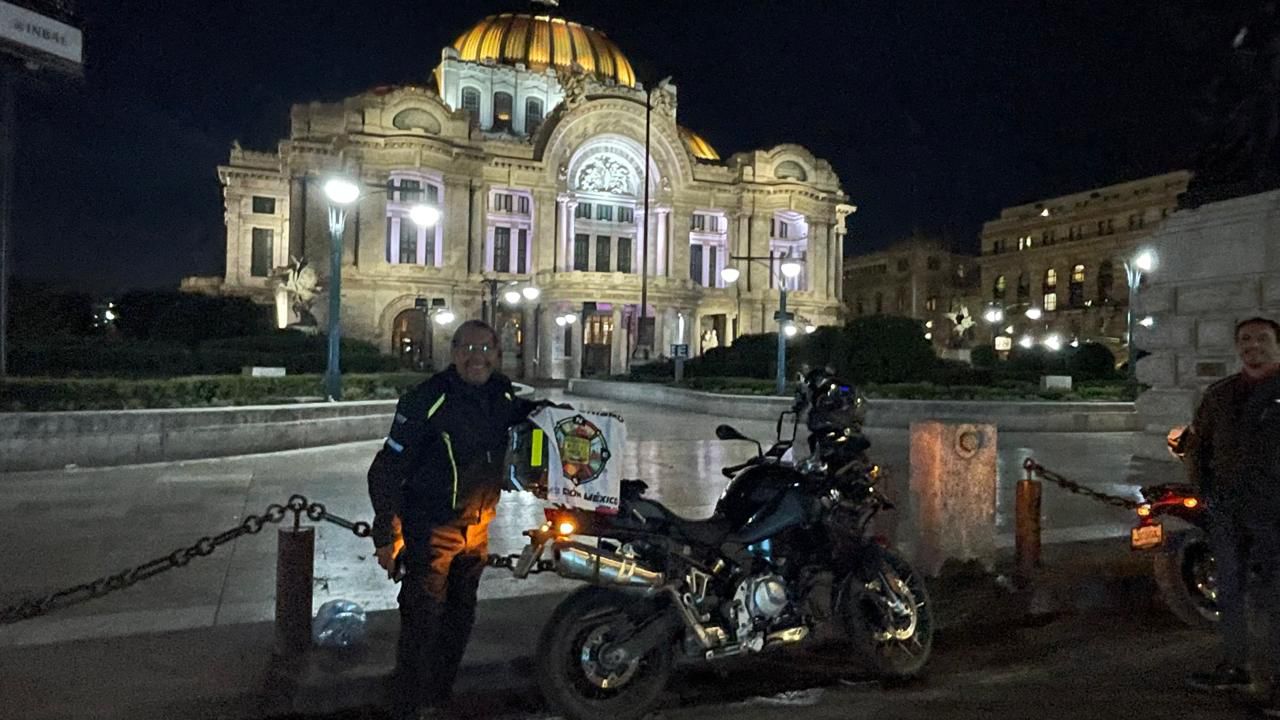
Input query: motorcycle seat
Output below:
<box><xmin>628</xmin><ymin>498</ymin><xmax>732</xmax><ymax>546</ymax></box>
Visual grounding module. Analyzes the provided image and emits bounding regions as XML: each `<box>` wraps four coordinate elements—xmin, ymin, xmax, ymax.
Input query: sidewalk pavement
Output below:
<box><xmin>0</xmin><ymin>536</ymin><xmax>1169</xmax><ymax>720</ymax></box>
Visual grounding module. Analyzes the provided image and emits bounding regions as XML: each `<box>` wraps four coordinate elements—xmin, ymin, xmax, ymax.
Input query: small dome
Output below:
<box><xmin>679</xmin><ymin>127</ymin><xmax>720</xmax><ymax>161</ymax></box>
<box><xmin>450</xmin><ymin>13</ymin><xmax>636</xmax><ymax>87</ymax></box>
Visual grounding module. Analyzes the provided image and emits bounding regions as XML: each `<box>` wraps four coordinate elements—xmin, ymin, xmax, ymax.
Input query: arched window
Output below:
<box><xmin>460</xmin><ymin>87</ymin><xmax>481</xmax><ymax>126</ymax></box>
<box><xmin>993</xmin><ymin>274</ymin><xmax>1007</xmax><ymax>301</ymax></box>
<box><xmin>1097</xmin><ymin>260</ymin><xmax>1114</xmax><ymax>303</ymax></box>
<box><xmin>896</xmin><ymin>287</ymin><xmax>908</xmax><ymax>312</ymax></box>
<box><xmin>874</xmin><ymin>292</ymin><xmax>884</xmax><ymax>314</ymax></box>
<box><xmin>855</xmin><ymin>297</ymin><xmax>865</xmax><ymax>315</ymax></box>
<box><xmin>525</xmin><ymin>98</ymin><xmax>543</xmax><ymax>135</ymax></box>
<box><xmin>1043</xmin><ymin>268</ymin><xmax>1058</xmax><ymax>311</ymax></box>
<box><xmin>1069</xmin><ymin>264</ymin><xmax>1086</xmax><ymax>308</ymax></box>
<box><xmin>492</xmin><ymin>92</ymin><xmax>513</xmax><ymax>132</ymax></box>
<box><xmin>1016</xmin><ymin>272</ymin><xmax>1030</xmax><ymax>302</ymax></box>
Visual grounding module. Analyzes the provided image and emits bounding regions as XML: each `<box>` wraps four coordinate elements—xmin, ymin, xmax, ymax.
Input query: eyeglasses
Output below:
<box><xmin>457</xmin><ymin>343</ymin><xmax>495</xmax><ymax>354</ymax></box>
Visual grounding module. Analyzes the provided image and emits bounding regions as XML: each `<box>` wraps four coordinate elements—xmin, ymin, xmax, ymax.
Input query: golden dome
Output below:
<box><xmin>679</xmin><ymin>127</ymin><xmax>720</xmax><ymax>161</ymax></box>
<box><xmin>450</xmin><ymin>13</ymin><xmax>636</xmax><ymax>87</ymax></box>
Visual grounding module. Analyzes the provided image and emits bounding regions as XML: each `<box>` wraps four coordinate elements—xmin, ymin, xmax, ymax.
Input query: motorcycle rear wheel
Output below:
<box><xmin>535</xmin><ymin>586</ymin><xmax>675</xmax><ymax>720</ymax></box>
<box><xmin>838</xmin><ymin>549</ymin><xmax>934</xmax><ymax>679</ymax></box>
<box><xmin>1152</xmin><ymin>527</ymin><xmax>1218</xmax><ymax>630</ymax></box>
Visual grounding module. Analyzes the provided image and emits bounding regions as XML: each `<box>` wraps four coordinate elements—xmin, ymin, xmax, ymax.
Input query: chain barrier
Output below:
<box><xmin>1022</xmin><ymin>458</ymin><xmax>1140</xmax><ymax>510</ymax></box>
<box><xmin>0</xmin><ymin>494</ymin><xmax>371</xmax><ymax>626</ymax></box>
<box><xmin>485</xmin><ymin>553</ymin><xmax>557</xmax><ymax>574</ymax></box>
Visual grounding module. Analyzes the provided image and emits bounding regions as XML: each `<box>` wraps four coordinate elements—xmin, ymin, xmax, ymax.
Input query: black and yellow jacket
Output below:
<box><xmin>367</xmin><ymin>366</ymin><xmax>538</xmax><ymax>547</ymax></box>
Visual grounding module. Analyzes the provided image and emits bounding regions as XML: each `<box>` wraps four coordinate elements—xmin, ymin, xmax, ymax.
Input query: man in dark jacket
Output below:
<box><xmin>368</xmin><ymin>319</ymin><xmax>540</xmax><ymax>719</ymax></box>
<box><xmin>1186</xmin><ymin>316</ymin><xmax>1280</xmax><ymax>709</ymax></box>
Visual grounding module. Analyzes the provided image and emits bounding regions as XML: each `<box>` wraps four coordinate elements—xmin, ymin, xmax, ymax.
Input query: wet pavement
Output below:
<box><xmin>0</xmin><ymin>390</ymin><xmax>1170</xmax><ymax>647</ymax></box>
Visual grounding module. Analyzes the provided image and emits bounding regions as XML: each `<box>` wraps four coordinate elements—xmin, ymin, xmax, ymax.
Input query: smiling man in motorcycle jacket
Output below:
<box><xmin>1185</xmin><ymin>317</ymin><xmax>1280</xmax><ymax>709</ymax></box>
<box><xmin>368</xmin><ymin>320</ymin><xmax>544</xmax><ymax>720</ymax></box>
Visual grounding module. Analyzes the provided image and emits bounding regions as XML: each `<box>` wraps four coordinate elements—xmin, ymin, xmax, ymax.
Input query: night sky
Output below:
<box><xmin>11</xmin><ymin>1</ymin><xmax>1244</xmax><ymax>293</ymax></box>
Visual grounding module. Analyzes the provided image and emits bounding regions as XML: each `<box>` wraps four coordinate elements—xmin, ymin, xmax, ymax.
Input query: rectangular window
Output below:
<box><xmin>517</xmin><ymin>195</ymin><xmax>530</xmax><ymax>215</ymax></box>
<box><xmin>517</xmin><ymin>229</ymin><xmax>528</xmax><ymax>274</ymax></box>
<box><xmin>779</xmin><ymin>222</ymin><xmax>788</xmax><ymax>239</ymax></box>
<box><xmin>424</xmin><ymin>225</ymin><xmax>435</xmax><ymax>266</ymax></box>
<box><xmin>251</xmin><ymin>196</ymin><xmax>275</xmax><ymax>214</ymax></box>
<box><xmin>396</xmin><ymin>179</ymin><xmax>422</xmax><ymax>203</ymax></box>
<box><xmin>493</xmin><ymin>227</ymin><xmax>511</xmax><ymax>273</ymax></box>
<box><xmin>575</xmin><ymin>203</ymin><xmax>592</xmax><ymax>219</ymax></box>
<box><xmin>493</xmin><ymin>193</ymin><xmax>513</xmax><ymax>212</ymax></box>
<box><xmin>573</xmin><ymin>234</ymin><xmax>590</xmax><ymax>271</ymax></box>
<box><xmin>1044</xmin><ymin>293</ymin><xmax>1058</xmax><ymax>311</ymax></box>
<box><xmin>708</xmin><ymin>245</ymin><xmax>718</xmax><ymax>287</ymax></box>
<box><xmin>691</xmin><ymin>214</ymin><xmax>706</xmax><ymax>231</ymax></box>
<box><xmin>250</xmin><ymin>228</ymin><xmax>273</xmax><ymax>277</ymax></box>
<box><xmin>618</xmin><ymin>206</ymin><xmax>634</xmax><ymax>223</ymax></box>
<box><xmin>617</xmin><ymin>237</ymin><xmax>631</xmax><ymax>273</ymax></box>
<box><xmin>399</xmin><ymin>219</ymin><xmax>418</xmax><ymax>264</ymax></box>
<box><xmin>596</xmin><ymin>235</ymin><xmax>611</xmax><ymax>272</ymax></box>
<box><xmin>596</xmin><ymin>204</ymin><xmax>613</xmax><ymax>221</ymax></box>
<box><xmin>690</xmin><ymin>243</ymin><xmax>704</xmax><ymax>284</ymax></box>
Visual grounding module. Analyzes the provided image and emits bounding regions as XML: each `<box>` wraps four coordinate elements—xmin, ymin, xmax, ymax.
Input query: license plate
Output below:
<box><xmin>1131</xmin><ymin>522</ymin><xmax>1164</xmax><ymax>550</ymax></box>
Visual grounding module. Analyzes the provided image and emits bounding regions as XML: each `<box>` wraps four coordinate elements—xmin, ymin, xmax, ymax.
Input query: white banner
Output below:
<box><xmin>0</xmin><ymin>2</ymin><xmax>82</xmax><ymax>65</ymax></box>
<box><xmin>528</xmin><ymin>407</ymin><xmax>625</xmax><ymax>514</ymax></box>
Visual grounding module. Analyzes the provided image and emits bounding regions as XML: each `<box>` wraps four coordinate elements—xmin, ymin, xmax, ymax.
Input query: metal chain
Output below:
<box><xmin>1022</xmin><ymin>458</ymin><xmax>1140</xmax><ymax>510</ymax></box>
<box><xmin>485</xmin><ymin>553</ymin><xmax>556</xmax><ymax>574</ymax></box>
<box><xmin>0</xmin><ymin>494</ymin><xmax>370</xmax><ymax>626</ymax></box>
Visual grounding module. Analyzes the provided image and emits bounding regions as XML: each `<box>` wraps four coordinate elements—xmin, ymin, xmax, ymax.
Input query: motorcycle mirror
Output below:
<box><xmin>715</xmin><ymin>424</ymin><xmax>748</xmax><ymax>441</ymax></box>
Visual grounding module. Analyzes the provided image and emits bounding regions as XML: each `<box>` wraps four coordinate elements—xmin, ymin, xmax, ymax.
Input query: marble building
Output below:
<box><xmin>215</xmin><ymin>11</ymin><xmax>852</xmax><ymax>379</ymax></box>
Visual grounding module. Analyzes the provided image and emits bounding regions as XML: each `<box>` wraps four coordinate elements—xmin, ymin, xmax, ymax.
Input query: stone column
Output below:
<box><xmin>563</xmin><ymin>198</ymin><xmax>578</xmax><ymax>271</ymax></box>
<box><xmin>655</xmin><ymin>208</ymin><xmax>670</xmax><ymax>277</ymax></box>
<box><xmin>533</xmin><ymin>189</ymin><xmax>557</xmax><ymax>272</ymax></box>
<box><xmin>568</xmin><ymin>304</ymin><xmax>584</xmax><ymax>378</ymax></box>
<box><xmin>748</xmin><ymin>213</ymin><xmax>773</xmax><ymax>291</ymax></box>
<box><xmin>356</xmin><ymin>194</ymin><xmax>387</xmax><ymax>268</ymax></box>
<box><xmin>537</xmin><ymin>304</ymin><xmax>556</xmax><ymax>380</ymax></box>
<box><xmin>610</xmin><ymin>304</ymin><xmax>626</xmax><ymax>374</ymax></box>
<box><xmin>670</xmin><ymin>205</ymin><xmax>693</xmax><ymax>282</ymax></box>
<box><xmin>809</xmin><ymin>220</ymin><xmax>827</xmax><ymax>298</ymax></box>
<box><xmin>443</xmin><ymin>178</ymin><xmax>472</xmax><ymax>272</ymax></box>
<box><xmin>468</xmin><ymin>181</ymin><xmax>487</xmax><ymax>275</ymax></box>
<box><xmin>522</xmin><ymin>304</ymin><xmax>537</xmax><ymax>380</ymax></box>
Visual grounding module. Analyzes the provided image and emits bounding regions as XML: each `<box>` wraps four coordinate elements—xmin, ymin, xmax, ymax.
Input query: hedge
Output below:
<box><xmin>7</xmin><ymin>333</ymin><xmax>398</xmax><ymax>378</ymax></box>
<box><xmin>0</xmin><ymin>373</ymin><xmax>429</xmax><ymax>411</ymax></box>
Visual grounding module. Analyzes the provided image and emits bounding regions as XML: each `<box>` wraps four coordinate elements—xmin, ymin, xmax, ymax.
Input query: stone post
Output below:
<box><xmin>568</xmin><ymin>304</ymin><xmax>584</xmax><ymax>378</ymax></box>
<box><xmin>610</xmin><ymin>304</ymin><xmax>626</xmax><ymax>374</ymax></box>
<box><xmin>908</xmin><ymin>421</ymin><xmax>998</xmax><ymax>576</ymax></box>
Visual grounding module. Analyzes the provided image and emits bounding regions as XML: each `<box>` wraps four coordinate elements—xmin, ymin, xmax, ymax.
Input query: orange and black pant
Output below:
<box><xmin>392</xmin><ymin>520</ymin><xmax>489</xmax><ymax>716</ymax></box>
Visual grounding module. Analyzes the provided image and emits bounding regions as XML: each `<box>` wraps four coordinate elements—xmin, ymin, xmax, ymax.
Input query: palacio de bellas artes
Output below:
<box><xmin>212</xmin><ymin>10</ymin><xmax>853</xmax><ymax>380</ymax></box>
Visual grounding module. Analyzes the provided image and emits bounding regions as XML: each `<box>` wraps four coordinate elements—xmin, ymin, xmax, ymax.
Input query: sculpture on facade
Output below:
<box><xmin>1183</xmin><ymin>1</ymin><xmax>1280</xmax><ymax>206</ymax></box>
<box><xmin>272</xmin><ymin>256</ymin><xmax>320</xmax><ymax>332</ymax></box>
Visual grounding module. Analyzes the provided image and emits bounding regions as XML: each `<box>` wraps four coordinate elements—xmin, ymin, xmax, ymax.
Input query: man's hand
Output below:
<box><xmin>375</xmin><ymin>536</ymin><xmax>404</xmax><ymax>579</ymax></box>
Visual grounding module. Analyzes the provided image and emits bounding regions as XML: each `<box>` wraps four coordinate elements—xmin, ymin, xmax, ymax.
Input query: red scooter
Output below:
<box><xmin>1130</xmin><ymin>427</ymin><xmax>1217</xmax><ymax>629</ymax></box>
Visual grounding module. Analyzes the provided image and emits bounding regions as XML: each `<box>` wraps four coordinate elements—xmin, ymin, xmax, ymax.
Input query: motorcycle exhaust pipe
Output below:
<box><xmin>553</xmin><ymin>541</ymin><xmax>665</xmax><ymax>589</ymax></box>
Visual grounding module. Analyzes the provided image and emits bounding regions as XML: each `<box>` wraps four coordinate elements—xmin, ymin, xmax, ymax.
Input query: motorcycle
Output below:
<box><xmin>506</xmin><ymin>372</ymin><xmax>934</xmax><ymax>720</ymax></box>
<box><xmin>1130</xmin><ymin>426</ymin><xmax>1217</xmax><ymax>629</ymax></box>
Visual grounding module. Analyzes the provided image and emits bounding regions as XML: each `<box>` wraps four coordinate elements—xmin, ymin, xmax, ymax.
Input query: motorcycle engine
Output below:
<box><xmin>729</xmin><ymin>573</ymin><xmax>790</xmax><ymax>648</ymax></box>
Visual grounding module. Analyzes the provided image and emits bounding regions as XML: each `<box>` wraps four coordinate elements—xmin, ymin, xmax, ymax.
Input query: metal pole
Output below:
<box><xmin>0</xmin><ymin>65</ymin><xmax>13</xmax><ymax>379</ymax></box>
<box><xmin>639</xmin><ymin>87</ymin><xmax>651</xmax><ymax>356</ymax></box>
<box><xmin>275</xmin><ymin>526</ymin><xmax>315</xmax><ymax>655</ymax></box>
<box><xmin>776</xmin><ymin>287</ymin><xmax>787</xmax><ymax>396</ymax></box>
<box><xmin>1126</xmin><ymin>264</ymin><xmax>1139</xmax><ymax>380</ymax></box>
<box><xmin>325</xmin><ymin>205</ymin><xmax>347</xmax><ymax>401</ymax></box>
<box><xmin>1015</xmin><ymin>467</ymin><xmax>1042</xmax><ymax>583</ymax></box>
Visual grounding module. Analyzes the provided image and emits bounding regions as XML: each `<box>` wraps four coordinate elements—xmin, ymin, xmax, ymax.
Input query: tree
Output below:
<box><xmin>836</xmin><ymin>315</ymin><xmax>937</xmax><ymax>384</ymax></box>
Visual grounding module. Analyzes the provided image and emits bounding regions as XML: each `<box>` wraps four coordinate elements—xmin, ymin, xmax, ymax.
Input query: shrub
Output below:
<box><xmin>836</xmin><ymin>315</ymin><xmax>936</xmax><ymax>384</ymax></box>
<box><xmin>0</xmin><ymin>373</ymin><xmax>429</xmax><ymax>411</ymax></box>
<box><xmin>970</xmin><ymin>345</ymin><xmax>998</xmax><ymax>368</ymax></box>
<box><xmin>1066</xmin><ymin>342</ymin><xmax>1119</xmax><ymax>381</ymax></box>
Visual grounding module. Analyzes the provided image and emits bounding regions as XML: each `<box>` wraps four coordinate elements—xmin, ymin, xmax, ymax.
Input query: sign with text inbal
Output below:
<box><xmin>0</xmin><ymin>1</ymin><xmax>82</xmax><ymax>67</ymax></box>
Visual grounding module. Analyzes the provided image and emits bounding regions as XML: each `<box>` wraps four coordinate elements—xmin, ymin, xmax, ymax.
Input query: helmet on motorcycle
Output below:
<box><xmin>804</xmin><ymin>370</ymin><xmax>867</xmax><ymax>433</ymax></box>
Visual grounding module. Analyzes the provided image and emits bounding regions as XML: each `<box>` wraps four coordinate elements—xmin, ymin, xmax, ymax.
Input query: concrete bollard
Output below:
<box><xmin>1015</xmin><ymin>462</ymin><xmax>1043</xmax><ymax>582</ymax></box>
<box><xmin>908</xmin><ymin>421</ymin><xmax>998</xmax><ymax>577</ymax></box>
<box><xmin>275</xmin><ymin>526</ymin><xmax>315</xmax><ymax>656</ymax></box>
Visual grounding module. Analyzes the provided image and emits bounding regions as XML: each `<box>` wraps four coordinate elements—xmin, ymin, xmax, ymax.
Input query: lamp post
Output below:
<box><xmin>724</xmin><ymin>251</ymin><xmax>803</xmax><ymax>396</ymax></box>
<box><xmin>322</xmin><ymin>176</ymin><xmax>439</xmax><ymax>401</ymax></box>
<box><xmin>1124</xmin><ymin>249</ymin><xmax>1155</xmax><ymax>379</ymax></box>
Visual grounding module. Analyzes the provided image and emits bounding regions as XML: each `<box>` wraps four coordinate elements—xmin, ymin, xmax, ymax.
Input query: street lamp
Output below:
<box><xmin>1024</xmin><ymin>307</ymin><xmax>1043</xmax><ymax>320</ymax></box>
<box><xmin>1124</xmin><ymin>249</ymin><xmax>1156</xmax><ymax>379</ymax></box>
<box><xmin>725</xmin><ymin>250</ymin><xmax>804</xmax><ymax>396</ymax></box>
<box><xmin>322</xmin><ymin>175</ymin><xmax>438</xmax><ymax>400</ymax></box>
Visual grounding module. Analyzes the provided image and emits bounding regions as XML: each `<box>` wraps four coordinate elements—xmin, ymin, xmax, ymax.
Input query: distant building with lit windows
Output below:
<box><xmin>975</xmin><ymin>170</ymin><xmax>1191</xmax><ymax>360</ymax></box>
<box><xmin>213</xmin><ymin>11</ymin><xmax>852</xmax><ymax>378</ymax></box>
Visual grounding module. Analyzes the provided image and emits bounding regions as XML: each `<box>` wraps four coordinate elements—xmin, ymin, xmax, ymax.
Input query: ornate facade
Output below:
<box><xmin>216</xmin><ymin>12</ymin><xmax>851</xmax><ymax>379</ymax></box>
<box><xmin>975</xmin><ymin>170</ymin><xmax>1191</xmax><ymax>359</ymax></box>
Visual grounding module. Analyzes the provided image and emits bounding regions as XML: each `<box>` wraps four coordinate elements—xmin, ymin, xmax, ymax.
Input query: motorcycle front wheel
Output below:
<box><xmin>535</xmin><ymin>586</ymin><xmax>675</xmax><ymax>720</ymax></box>
<box><xmin>1152</xmin><ymin>527</ymin><xmax>1218</xmax><ymax>630</ymax></box>
<box><xmin>837</xmin><ymin>549</ymin><xmax>934</xmax><ymax>679</ymax></box>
